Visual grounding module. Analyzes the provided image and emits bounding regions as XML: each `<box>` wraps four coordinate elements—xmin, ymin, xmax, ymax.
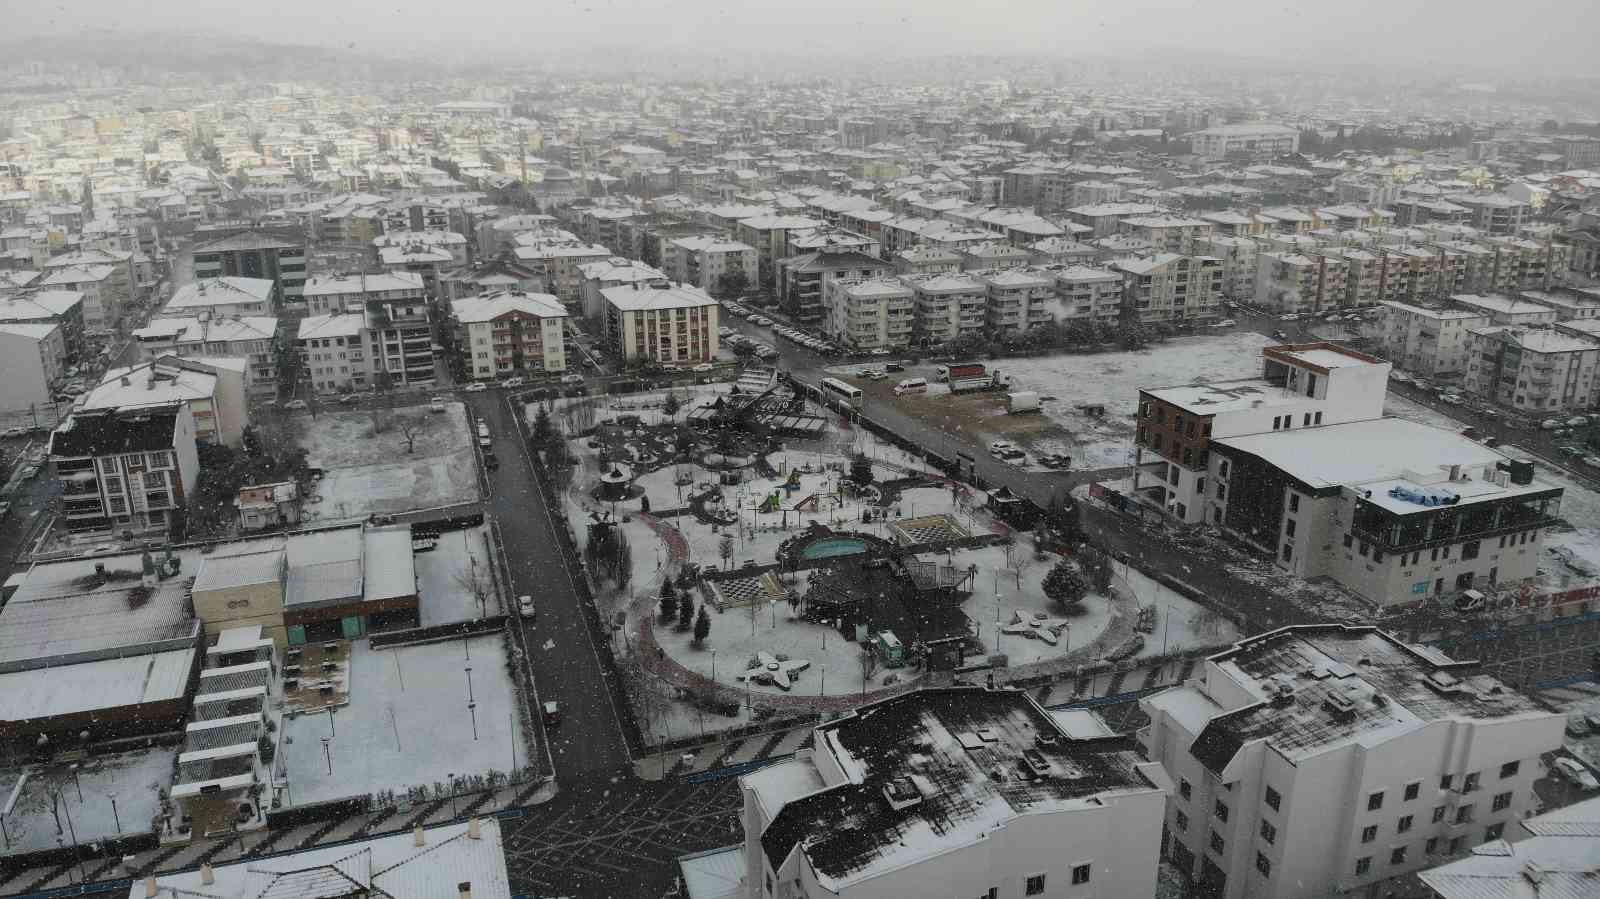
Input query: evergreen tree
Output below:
<box><xmin>693</xmin><ymin>605</ymin><xmax>711</xmax><ymax>646</ymax></box>
<box><xmin>677</xmin><ymin>596</ymin><xmax>695</xmax><ymax>631</ymax></box>
<box><xmin>850</xmin><ymin>452</ymin><xmax>875</xmax><ymax>485</ymax></box>
<box><xmin>658</xmin><ymin>583</ymin><xmax>678</xmax><ymax>621</ymax></box>
<box><xmin>1042</xmin><ymin>561</ymin><xmax>1090</xmax><ymax>612</ymax></box>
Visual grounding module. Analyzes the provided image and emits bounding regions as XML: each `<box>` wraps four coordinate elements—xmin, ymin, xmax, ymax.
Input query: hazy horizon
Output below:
<box><xmin>6</xmin><ymin>0</ymin><xmax>1598</xmax><ymax>77</ymax></box>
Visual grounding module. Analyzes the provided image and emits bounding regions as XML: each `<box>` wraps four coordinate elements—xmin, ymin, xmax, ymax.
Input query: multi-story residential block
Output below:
<box><xmin>957</xmin><ymin>241</ymin><xmax>1033</xmax><ymax>271</ymax></box>
<box><xmin>191</xmin><ymin>229</ymin><xmax>308</xmax><ymax>307</ymax></box>
<box><xmin>132</xmin><ymin>314</ymin><xmax>278</xmax><ymax>397</ymax></box>
<box><xmin>0</xmin><ymin>321</ymin><xmax>66</xmax><ymax>410</ymax></box>
<box><xmin>1564</xmin><ymin>226</ymin><xmax>1600</xmax><ymax>280</ymax></box>
<box><xmin>162</xmin><ymin>277</ymin><xmax>276</xmax><ymax>319</ymax></box>
<box><xmin>0</xmin><ymin>289</ymin><xmax>85</xmax><ymax>362</ymax></box>
<box><xmin>40</xmin><ymin>263</ymin><xmax>119</xmax><ymax>332</ymax></box>
<box><xmin>1419</xmin><ymin>795</ymin><xmax>1600</xmax><ymax>897</ymax></box>
<box><xmin>577</xmin><ymin>258</ymin><xmax>666</xmax><ymax>319</ymax></box>
<box><xmin>821</xmin><ymin>277</ymin><xmax>914</xmax><ymax>352</ymax></box>
<box><xmin>1064</xmin><ymin>202</ymin><xmax>1165</xmax><ymax>238</ymax></box>
<box><xmin>512</xmin><ymin>239</ymin><xmax>614</xmax><ymax>305</ymax></box>
<box><xmin>1188</xmin><ymin>123</ymin><xmax>1299</xmax><ymax>160</ymax></box>
<box><xmin>1447</xmin><ymin>194</ymin><xmax>1528</xmax><ymax>236</ymax></box>
<box><xmin>1462</xmin><ymin>327</ymin><xmax>1600</xmax><ymax>414</ymax></box>
<box><xmin>663</xmin><ymin>236</ymin><xmax>757</xmax><ymax>294</ymax></box>
<box><xmin>1120</xmin><ymin>215</ymin><xmax>1215</xmax><ymax>254</ymax></box>
<box><xmin>1519</xmin><ymin>288</ymin><xmax>1600</xmax><ymax>321</ymax></box>
<box><xmin>50</xmin><ymin>403</ymin><xmax>200</xmax><ymax>534</ymax></box>
<box><xmin>1449</xmin><ymin>293</ymin><xmax>1559</xmax><ymax>327</ymax></box>
<box><xmin>43</xmin><ymin>246</ymin><xmax>137</xmax><ymax>311</ymax></box>
<box><xmin>373</xmin><ymin>229</ymin><xmax>469</xmax><ymax>267</ymax></box>
<box><xmin>1135</xmin><ymin>343</ymin><xmax>1388</xmax><ymax>524</ymax></box>
<box><xmin>892</xmin><ymin>244</ymin><xmax>962</xmax><ymax>276</ymax></box>
<box><xmin>296</xmin><ymin>312</ymin><xmax>370</xmax><ymax>395</ymax></box>
<box><xmin>775</xmin><ymin>250</ymin><xmax>892</xmax><ymax>324</ymax></box>
<box><xmin>1254</xmin><ymin>251</ymin><xmax>1351</xmax><ymax>314</ymax></box>
<box><xmin>300</xmin><ymin>272</ymin><xmax>425</xmax><ymax>316</ymax></box>
<box><xmin>80</xmin><ymin>358</ymin><xmax>247</xmax><ymax>447</ymax></box>
<box><xmin>903</xmin><ymin>272</ymin><xmax>987</xmax><ymax>344</ymax></box>
<box><xmin>364</xmin><ymin>288</ymin><xmax>437</xmax><ymax>389</ymax></box>
<box><xmin>1142</xmin><ymin>625</ymin><xmax>1564</xmax><ymax>899</ymax></box>
<box><xmin>1368</xmin><ymin>302</ymin><xmax>1489</xmax><ymax>379</ymax></box>
<box><xmin>743</xmin><ymin>687</ymin><xmax>1166</xmax><ymax>899</ymax></box>
<box><xmin>733</xmin><ymin>214</ymin><xmax>825</xmax><ymax>287</ymax></box>
<box><xmin>974</xmin><ymin>268</ymin><xmax>1054</xmax><ymax>333</ymax></box>
<box><xmin>451</xmin><ymin>290</ymin><xmax>568</xmax><ymax>381</ymax></box>
<box><xmin>1112</xmin><ymin>254</ymin><xmax>1224</xmax><ymax>324</ymax></box>
<box><xmin>1052</xmin><ymin>265</ymin><xmax>1124</xmax><ymax>321</ymax></box>
<box><xmin>601</xmin><ymin>280</ymin><xmax>719</xmax><ymax>366</ymax></box>
<box><xmin>1192</xmin><ymin>236</ymin><xmax>1258</xmax><ymax>301</ymax></box>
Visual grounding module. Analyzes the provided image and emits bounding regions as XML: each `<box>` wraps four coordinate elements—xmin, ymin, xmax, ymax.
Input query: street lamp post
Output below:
<box><xmin>468</xmin><ymin>702</ymin><xmax>479</xmax><ymax>740</ymax></box>
<box><xmin>107</xmin><ymin>791</ymin><xmax>121</xmax><ymax>835</ymax></box>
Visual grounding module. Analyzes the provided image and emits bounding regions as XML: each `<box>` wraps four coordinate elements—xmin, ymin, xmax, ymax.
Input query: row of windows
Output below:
<box><xmin>1353</xmin><ymin>825</ymin><xmax>1504</xmax><ymax>877</ymax></box>
<box><xmin>1271</xmin><ymin>411</ymin><xmax>1323</xmax><ymax>430</ymax></box>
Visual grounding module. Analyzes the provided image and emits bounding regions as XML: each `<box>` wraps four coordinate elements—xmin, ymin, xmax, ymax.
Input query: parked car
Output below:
<box><xmin>1438</xmin><ymin>393</ymin><xmax>1464</xmax><ymax>405</ymax></box>
<box><xmin>989</xmin><ymin>440</ymin><xmax>1016</xmax><ymax>455</ymax></box>
<box><xmin>561</xmin><ymin>373</ymin><xmax>585</xmax><ymax>385</ymax></box>
<box><xmin>464</xmin><ymin>382</ymin><xmax>488</xmax><ymax>392</ymax></box>
<box><xmin>692</xmin><ymin>362</ymin><xmax>714</xmax><ymax>372</ymax></box>
<box><xmin>339</xmin><ymin>393</ymin><xmax>361</xmax><ymax>405</ymax></box>
<box><xmin>1554</xmin><ymin>756</ymin><xmax>1599</xmax><ymax>790</ymax></box>
<box><xmin>283</xmin><ymin>399</ymin><xmax>308</xmax><ymax>410</ymax></box>
<box><xmin>1568</xmin><ymin>416</ymin><xmax>1590</xmax><ymax>427</ymax></box>
<box><xmin>543</xmin><ymin>701</ymin><xmax>561</xmax><ymax>726</ymax></box>
<box><xmin>884</xmin><ymin>362</ymin><xmax>905</xmax><ymax>373</ymax></box>
<box><xmin>430</xmin><ymin>396</ymin><xmax>447</xmax><ymax>412</ymax></box>
<box><xmin>500</xmin><ymin>376</ymin><xmax>525</xmax><ymax>388</ymax></box>
<box><xmin>1542</xmin><ymin>419</ymin><xmax>1562</xmax><ymax>430</ymax></box>
<box><xmin>517</xmin><ymin>595</ymin><xmax>536</xmax><ymax>619</ymax></box>
<box><xmin>1210</xmin><ymin>319</ymin><xmax>1237</xmax><ymax>329</ymax></box>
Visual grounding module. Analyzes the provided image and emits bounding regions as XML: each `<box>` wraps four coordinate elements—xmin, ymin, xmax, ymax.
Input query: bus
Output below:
<box><xmin>819</xmin><ymin>377</ymin><xmax>864</xmax><ymax>409</ymax></box>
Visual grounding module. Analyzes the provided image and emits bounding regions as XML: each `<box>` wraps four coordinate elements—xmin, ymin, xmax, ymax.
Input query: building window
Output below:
<box><xmin>1461</xmin><ymin>540</ymin><xmax>1480</xmax><ymax>560</ymax></box>
<box><xmin>1072</xmin><ymin>864</ymin><xmax>1091</xmax><ymax>885</ymax></box>
<box><xmin>1175</xmin><ymin>810</ymin><xmax>1188</xmax><ymax>832</ymax></box>
<box><xmin>1499</xmin><ymin>761</ymin><xmax>1520</xmax><ymax>779</ymax></box>
<box><xmin>1265</xmin><ymin>786</ymin><xmax>1281</xmax><ymax>812</ymax></box>
<box><xmin>1440</xmin><ymin>775</ymin><xmax>1454</xmax><ymax>791</ymax></box>
<box><xmin>1355</xmin><ymin>857</ymin><xmax>1371</xmax><ymax>876</ymax></box>
<box><xmin>1025</xmin><ymin>873</ymin><xmax>1046</xmax><ymax>896</ymax></box>
<box><xmin>1432</xmin><ymin>805</ymin><xmax>1446</xmax><ymax>824</ymax></box>
<box><xmin>1209</xmin><ymin>831</ymin><xmax>1225</xmax><ymax>855</ymax></box>
<box><xmin>1219</xmin><ymin>460</ymin><xmax>1229</xmax><ymax>478</ymax></box>
<box><xmin>1260</xmin><ymin>820</ymin><xmax>1277</xmax><ymax>845</ymax></box>
<box><xmin>1426</xmin><ymin>837</ymin><xmax>1440</xmax><ymax>855</ymax></box>
<box><xmin>1361</xmin><ymin>825</ymin><xmax>1378</xmax><ymax>843</ymax></box>
<box><xmin>1404</xmin><ymin>782</ymin><xmax>1420</xmax><ymax>802</ymax></box>
<box><xmin>1390</xmin><ymin>847</ymin><xmax>1407</xmax><ymax>866</ymax></box>
<box><xmin>1215</xmin><ymin>800</ymin><xmax>1229</xmax><ymax>822</ymax></box>
<box><xmin>1455</xmin><ymin>805</ymin><xmax>1474</xmax><ymax>824</ymax></box>
<box><xmin>1281</xmin><ymin>543</ymin><xmax>1293</xmax><ymax>562</ymax></box>
<box><xmin>1492</xmin><ymin>791</ymin><xmax>1512</xmax><ymax>812</ymax></box>
<box><xmin>1398</xmin><ymin>815</ymin><xmax>1413</xmax><ymax>834</ymax></box>
<box><xmin>1368</xmin><ymin>791</ymin><xmax>1384</xmax><ymax>811</ymax></box>
<box><xmin>1463</xmin><ymin>772</ymin><xmax>1480</xmax><ymax>793</ymax></box>
<box><xmin>1314</xmin><ymin>411</ymin><xmax>1323</xmax><ymax>424</ymax></box>
<box><xmin>1180</xmin><ymin>779</ymin><xmax>1192</xmax><ymax>801</ymax></box>
<box><xmin>1343</xmin><ymin>533</ymin><xmax>1353</xmax><ymax>548</ymax></box>
<box><xmin>1485</xmin><ymin>822</ymin><xmax>1505</xmax><ymax>842</ymax></box>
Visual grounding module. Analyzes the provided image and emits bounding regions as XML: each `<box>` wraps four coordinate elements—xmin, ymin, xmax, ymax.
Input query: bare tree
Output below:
<box><xmin>452</xmin><ymin>561</ymin><xmax>495</xmax><ymax>618</ymax></box>
<box><xmin>396</xmin><ymin>414</ymin><xmax>423</xmax><ymax>453</ymax></box>
<box><xmin>719</xmin><ymin>532</ymin><xmax>734</xmax><ymax>570</ymax></box>
<box><xmin>370</xmin><ymin>370</ymin><xmax>395</xmax><ymax>434</ymax></box>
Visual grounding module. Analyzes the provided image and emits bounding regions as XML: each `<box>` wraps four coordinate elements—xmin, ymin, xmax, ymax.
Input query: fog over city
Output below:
<box><xmin>3</xmin><ymin>2</ymin><xmax>1600</xmax><ymax>899</ymax></box>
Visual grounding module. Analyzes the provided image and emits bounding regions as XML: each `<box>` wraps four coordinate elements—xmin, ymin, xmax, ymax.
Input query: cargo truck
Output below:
<box><xmin>935</xmin><ymin>361</ymin><xmax>986</xmax><ymax>382</ymax></box>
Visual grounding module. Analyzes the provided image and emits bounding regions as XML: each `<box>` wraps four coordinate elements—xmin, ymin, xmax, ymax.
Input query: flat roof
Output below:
<box><xmin>0</xmin><ymin>552</ymin><xmax>197</xmax><ymax>665</ymax></box>
<box><xmin>601</xmin><ymin>282</ymin><xmax>718</xmax><ymax>312</ymax></box>
<box><xmin>1264</xmin><ymin>343</ymin><xmax>1383</xmax><ymax>371</ymax></box>
<box><xmin>0</xmin><ymin>647</ymin><xmax>194</xmax><ymax>722</ymax></box>
<box><xmin>193</xmin><ymin>550</ymin><xmax>284</xmax><ymax>592</ymax></box>
<box><xmin>1451</xmin><ymin>293</ymin><xmax>1557</xmax><ymax>315</ymax></box>
<box><xmin>363</xmin><ymin>525</ymin><xmax>417</xmax><ymax>602</ymax></box>
<box><xmin>1143</xmin><ymin>378</ymin><xmax>1306</xmax><ymax>414</ymax></box>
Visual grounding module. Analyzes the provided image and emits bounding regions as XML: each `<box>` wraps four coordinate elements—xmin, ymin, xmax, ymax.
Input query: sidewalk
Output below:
<box><xmin>634</xmin><ymin>722</ymin><xmax>814</xmax><ymax>781</ymax></box>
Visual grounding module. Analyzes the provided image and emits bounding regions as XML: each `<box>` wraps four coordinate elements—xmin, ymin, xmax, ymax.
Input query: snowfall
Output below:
<box><xmin>0</xmin><ymin>748</ymin><xmax>173</xmax><ymax>853</ymax></box>
<box><xmin>276</xmin><ymin>634</ymin><xmax>522</xmax><ymax>807</ymax></box>
<box><xmin>296</xmin><ymin>402</ymin><xmax>481</xmax><ymax>521</ymax></box>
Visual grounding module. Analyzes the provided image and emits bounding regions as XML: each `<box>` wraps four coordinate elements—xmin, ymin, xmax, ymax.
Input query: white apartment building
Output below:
<box><xmin>1192</xmin><ymin>236</ymin><xmax>1259</xmax><ymax>301</ymax></box>
<box><xmin>301</xmin><ymin>272</ymin><xmax>425</xmax><ymax>316</ymax></box>
<box><xmin>1419</xmin><ymin>795</ymin><xmax>1600</xmax><ymax>898</ymax></box>
<box><xmin>1119</xmin><ymin>216</ymin><xmax>1215</xmax><ymax>254</ymax></box>
<box><xmin>451</xmin><ymin>290</ymin><xmax>568</xmax><ymax>381</ymax></box>
<box><xmin>1052</xmin><ymin>266</ymin><xmax>1125</xmax><ymax>321</ymax></box>
<box><xmin>40</xmin><ymin>263</ymin><xmax>119</xmax><ymax>332</ymax></box>
<box><xmin>664</xmin><ymin>236</ymin><xmax>758</xmax><ymax>294</ymax></box>
<box><xmin>0</xmin><ymin>322</ymin><xmax>66</xmax><ymax>410</ymax></box>
<box><xmin>1112</xmin><ymin>254</ymin><xmax>1225</xmax><ymax>324</ymax></box>
<box><xmin>601</xmin><ymin>280</ymin><xmax>719</xmax><ymax>366</ymax></box>
<box><xmin>974</xmin><ymin>268</ymin><xmax>1054</xmax><ymax>334</ymax></box>
<box><xmin>1188</xmin><ymin>123</ymin><xmax>1300</xmax><ymax>160</ymax></box>
<box><xmin>1141</xmin><ymin>625</ymin><xmax>1564</xmax><ymax>899</ymax></box>
<box><xmin>1520</xmin><ymin>288</ymin><xmax>1600</xmax><ymax>320</ymax></box>
<box><xmin>49</xmin><ymin>403</ymin><xmax>200</xmax><ymax>534</ymax></box>
<box><xmin>296</xmin><ymin>312</ymin><xmax>370</xmax><ymax>394</ymax></box>
<box><xmin>904</xmin><ymin>272</ymin><xmax>987</xmax><ymax>344</ymax></box>
<box><xmin>81</xmin><ymin>358</ymin><xmax>247</xmax><ymax>448</ymax></box>
<box><xmin>822</xmin><ymin>278</ymin><xmax>914</xmax><ymax>351</ymax></box>
<box><xmin>1462</xmin><ymin>326</ymin><xmax>1600</xmax><ymax>413</ymax></box>
<box><xmin>1448</xmin><ymin>293</ymin><xmax>1559</xmax><ymax>327</ymax></box>
<box><xmin>744</xmin><ymin>687</ymin><xmax>1167</xmax><ymax>899</ymax></box>
<box><xmin>1255</xmin><ymin>251</ymin><xmax>1351</xmax><ymax>314</ymax></box>
<box><xmin>162</xmin><ymin>278</ymin><xmax>276</xmax><ymax>319</ymax></box>
<box><xmin>1368</xmin><ymin>302</ymin><xmax>1489</xmax><ymax>379</ymax></box>
<box><xmin>131</xmin><ymin>315</ymin><xmax>278</xmax><ymax>398</ymax></box>
<box><xmin>512</xmin><ymin>240</ymin><xmax>615</xmax><ymax>304</ymax></box>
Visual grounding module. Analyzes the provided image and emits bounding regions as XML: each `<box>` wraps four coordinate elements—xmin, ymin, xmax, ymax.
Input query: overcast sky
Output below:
<box><xmin>11</xmin><ymin>0</ymin><xmax>1596</xmax><ymax>73</ymax></box>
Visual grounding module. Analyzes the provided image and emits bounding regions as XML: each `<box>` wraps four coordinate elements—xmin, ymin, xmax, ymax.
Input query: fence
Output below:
<box><xmin>368</xmin><ymin>616</ymin><xmax>506</xmax><ymax>650</ymax></box>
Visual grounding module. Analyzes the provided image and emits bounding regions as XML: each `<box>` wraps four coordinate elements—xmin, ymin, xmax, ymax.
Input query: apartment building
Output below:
<box><xmin>1192</xmin><ymin>236</ymin><xmax>1259</xmax><ymax>301</ymax></box>
<box><xmin>663</xmin><ymin>236</ymin><xmax>758</xmax><ymax>294</ymax></box>
<box><xmin>577</xmin><ymin>258</ymin><xmax>667</xmax><ymax>319</ymax></box>
<box><xmin>1419</xmin><ymin>795</ymin><xmax>1600</xmax><ymax>897</ymax></box>
<box><xmin>733</xmin><ymin>214</ymin><xmax>826</xmax><ymax>287</ymax></box>
<box><xmin>50</xmin><ymin>403</ymin><xmax>200</xmax><ymax>534</ymax></box>
<box><xmin>1052</xmin><ymin>266</ymin><xmax>1124</xmax><ymax>321</ymax></box>
<box><xmin>1462</xmin><ymin>327</ymin><xmax>1600</xmax><ymax>414</ymax></box>
<box><xmin>1141</xmin><ymin>625</ymin><xmax>1564</xmax><ymax>899</ymax></box>
<box><xmin>163</xmin><ymin>277</ymin><xmax>276</xmax><ymax>319</ymax></box>
<box><xmin>0</xmin><ymin>322</ymin><xmax>66</xmax><ymax>411</ymax></box>
<box><xmin>296</xmin><ymin>312</ymin><xmax>369</xmax><ymax>395</ymax></box>
<box><xmin>1449</xmin><ymin>293</ymin><xmax>1559</xmax><ymax>327</ymax></box>
<box><xmin>1254</xmin><ymin>251</ymin><xmax>1351</xmax><ymax>314</ymax></box>
<box><xmin>511</xmin><ymin>239</ymin><xmax>614</xmax><ymax>304</ymax></box>
<box><xmin>958</xmin><ymin>241</ymin><xmax>1033</xmax><ymax>271</ymax></box>
<box><xmin>1112</xmin><ymin>254</ymin><xmax>1224</xmax><ymax>324</ymax></box>
<box><xmin>1120</xmin><ymin>216</ymin><xmax>1215</xmax><ymax>254</ymax></box>
<box><xmin>1447</xmin><ymin>194</ymin><xmax>1528</xmax><ymax>236</ymax></box>
<box><xmin>1369</xmin><ymin>302</ymin><xmax>1489</xmax><ymax>379</ymax></box>
<box><xmin>601</xmin><ymin>280</ymin><xmax>719</xmax><ymax>366</ymax></box>
<box><xmin>364</xmin><ymin>288</ymin><xmax>437</xmax><ymax>389</ymax></box>
<box><xmin>743</xmin><ymin>687</ymin><xmax>1166</xmax><ymax>899</ymax></box>
<box><xmin>1519</xmin><ymin>288</ymin><xmax>1600</xmax><ymax>321</ymax></box>
<box><xmin>42</xmin><ymin>247</ymin><xmax>137</xmax><ymax>314</ymax></box>
<box><xmin>1189</xmin><ymin>123</ymin><xmax>1300</xmax><ymax>160</ymax></box>
<box><xmin>822</xmin><ymin>277</ymin><xmax>914</xmax><ymax>352</ymax></box>
<box><xmin>0</xmin><ymin>289</ymin><xmax>85</xmax><ymax>362</ymax></box>
<box><xmin>300</xmin><ymin>272</ymin><xmax>425</xmax><ymax>316</ymax></box>
<box><xmin>80</xmin><ymin>358</ymin><xmax>247</xmax><ymax>448</ymax></box>
<box><xmin>1566</xmin><ymin>227</ymin><xmax>1600</xmax><ymax>280</ymax></box>
<box><xmin>1064</xmin><ymin>203</ymin><xmax>1165</xmax><ymax>238</ymax></box>
<box><xmin>893</xmin><ymin>244</ymin><xmax>962</xmax><ymax>276</ymax></box>
<box><xmin>451</xmin><ymin>290</ymin><xmax>568</xmax><ymax>381</ymax></box>
<box><xmin>40</xmin><ymin>263</ymin><xmax>119</xmax><ymax>332</ymax></box>
<box><xmin>974</xmin><ymin>268</ymin><xmax>1054</xmax><ymax>334</ymax></box>
<box><xmin>776</xmin><ymin>250</ymin><xmax>893</xmax><ymax>325</ymax></box>
<box><xmin>191</xmin><ymin>229</ymin><xmax>308</xmax><ymax>306</ymax></box>
<box><xmin>1135</xmin><ymin>343</ymin><xmax>1389</xmax><ymax>525</ymax></box>
<box><xmin>903</xmin><ymin>272</ymin><xmax>987</xmax><ymax>344</ymax></box>
<box><xmin>131</xmin><ymin>314</ymin><xmax>278</xmax><ymax>398</ymax></box>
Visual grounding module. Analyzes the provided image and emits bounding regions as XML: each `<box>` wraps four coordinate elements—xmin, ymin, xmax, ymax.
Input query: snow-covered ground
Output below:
<box><xmin>277</xmin><ymin>635</ymin><xmax>521</xmax><ymax>807</ymax></box>
<box><xmin>1120</xmin><ymin>567</ymin><xmax>1242</xmax><ymax>658</ymax></box>
<box><xmin>0</xmin><ymin>748</ymin><xmax>173</xmax><ymax>852</ymax></box>
<box><xmin>297</xmin><ymin>403</ymin><xmax>480</xmax><ymax>521</ymax></box>
<box><xmin>1508</xmin><ymin>455</ymin><xmax>1600</xmax><ymax>577</ymax></box>
<box><xmin>1381</xmin><ymin>392</ymin><xmax>1472</xmax><ymax>431</ymax></box>
<box><xmin>830</xmin><ymin>332</ymin><xmax>1276</xmax><ymax>470</ymax></box>
<box><xmin>413</xmin><ymin>525</ymin><xmax>500</xmax><ymax>624</ymax></box>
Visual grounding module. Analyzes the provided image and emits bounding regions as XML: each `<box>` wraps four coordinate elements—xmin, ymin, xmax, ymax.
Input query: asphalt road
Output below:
<box><xmin>468</xmin><ymin>391</ymin><xmax>635</xmax><ymax>782</ymax></box>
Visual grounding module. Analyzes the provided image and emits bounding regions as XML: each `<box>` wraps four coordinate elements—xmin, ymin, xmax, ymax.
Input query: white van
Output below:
<box><xmin>893</xmin><ymin>377</ymin><xmax>928</xmax><ymax>396</ymax></box>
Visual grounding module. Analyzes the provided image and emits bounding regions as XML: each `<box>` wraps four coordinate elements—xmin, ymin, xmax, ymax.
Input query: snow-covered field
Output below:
<box><xmin>414</xmin><ymin>525</ymin><xmax>500</xmax><ymax>624</ymax></box>
<box><xmin>278</xmin><ymin>635</ymin><xmax>521</xmax><ymax>807</ymax></box>
<box><xmin>297</xmin><ymin>403</ymin><xmax>480</xmax><ymax>521</ymax></box>
<box><xmin>0</xmin><ymin>748</ymin><xmax>173</xmax><ymax>852</ymax></box>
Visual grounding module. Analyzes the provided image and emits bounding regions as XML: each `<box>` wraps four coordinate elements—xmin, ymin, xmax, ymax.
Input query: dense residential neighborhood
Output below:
<box><xmin>0</xmin><ymin>12</ymin><xmax>1599</xmax><ymax>899</ymax></box>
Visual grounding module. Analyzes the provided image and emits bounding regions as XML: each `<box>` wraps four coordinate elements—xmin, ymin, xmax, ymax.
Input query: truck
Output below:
<box><xmin>949</xmin><ymin>372</ymin><xmax>1012</xmax><ymax>394</ymax></box>
<box><xmin>1006</xmin><ymin>390</ymin><xmax>1040</xmax><ymax>414</ymax></box>
<box><xmin>935</xmin><ymin>361</ymin><xmax>986</xmax><ymax>383</ymax></box>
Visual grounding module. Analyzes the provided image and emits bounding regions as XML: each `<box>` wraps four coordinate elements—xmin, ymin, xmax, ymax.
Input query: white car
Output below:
<box><xmin>1554</xmin><ymin>756</ymin><xmax>1600</xmax><ymax>790</ymax></box>
<box><xmin>430</xmin><ymin>396</ymin><xmax>447</xmax><ymax>412</ymax></box>
<box><xmin>989</xmin><ymin>440</ymin><xmax>1016</xmax><ymax>455</ymax></box>
<box><xmin>500</xmin><ymin>376</ymin><xmax>525</xmax><ymax>388</ymax></box>
<box><xmin>1210</xmin><ymin>319</ymin><xmax>1237</xmax><ymax>328</ymax></box>
<box><xmin>517</xmin><ymin>595</ymin><xmax>536</xmax><ymax>619</ymax></box>
<box><xmin>283</xmin><ymin>399</ymin><xmax>308</xmax><ymax>410</ymax></box>
<box><xmin>464</xmin><ymin>382</ymin><xmax>488</xmax><ymax>392</ymax></box>
<box><xmin>560</xmin><ymin>373</ymin><xmax>585</xmax><ymax>385</ymax></box>
<box><xmin>692</xmin><ymin>362</ymin><xmax>714</xmax><ymax>372</ymax></box>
